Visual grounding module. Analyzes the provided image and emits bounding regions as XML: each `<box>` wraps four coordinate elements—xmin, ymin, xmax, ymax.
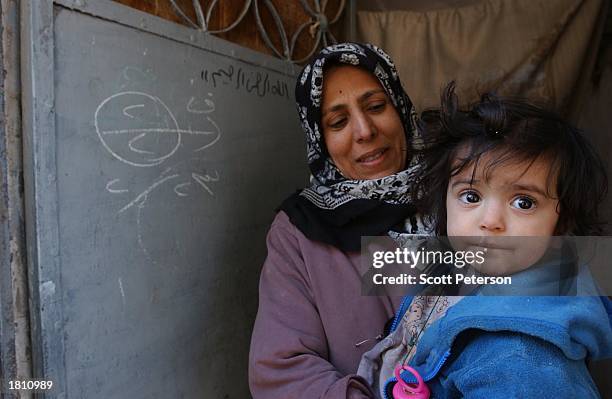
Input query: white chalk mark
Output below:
<box><xmin>123</xmin><ymin>104</ymin><xmax>144</xmax><ymax>118</ymax></box>
<box><xmin>119</xmin><ymin>172</ymin><xmax>179</xmax><ymax>213</ymax></box>
<box><xmin>101</xmin><ymin>128</ymin><xmax>216</xmax><ymax>136</ymax></box>
<box><xmin>205</xmin><ymin>170</ymin><xmax>219</xmax><ymax>180</ymax></box>
<box><xmin>122</xmin><ymin>67</ymin><xmax>152</xmax><ymax>83</ymax></box>
<box><xmin>128</xmin><ymin>132</ymin><xmax>156</xmax><ymax>155</ymax></box>
<box><xmin>192</xmin><ymin>171</ymin><xmax>219</xmax><ymax>196</ymax></box>
<box><xmin>159</xmin><ymin>167</ymin><xmax>175</xmax><ymax>178</ymax></box>
<box><xmin>122</xmin><ymin>67</ymin><xmax>133</xmax><ymax>82</ymax></box>
<box><xmin>136</xmin><ymin>203</ymin><xmax>158</xmax><ymax>267</ymax></box>
<box><xmin>118</xmin><ymin>278</ymin><xmax>126</xmax><ymax>306</ymax></box>
<box><xmin>106</xmin><ymin>178</ymin><xmax>129</xmax><ymax>194</ymax></box>
<box><xmin>192</xmin><ymin>175</ymin><xmax>213</xmax><ymax>195</ymax></box>
<box><xmin>186</xmin><ymin>96</ymin><xmax>215</xmax><ymax>114</ymax></box>
<box><xmin>94</xmin><ymin>91</ymin><xmax>182</xmax><ymax>167</ymax></box>
<box><xmin>194</xmin><ymin>117</ymin><xmax>221</xmax><ymax>152</ymax></box>
<box><xmin>174</xmin><ymin>182</ymin><xmax>191</xmax><ymax>197</ymax></box>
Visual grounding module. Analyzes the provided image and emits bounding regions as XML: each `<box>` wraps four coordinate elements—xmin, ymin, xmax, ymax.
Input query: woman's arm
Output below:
<box><xmin>248</xmin><ymin>217</ymin><xmax>375</xmax><ymax>399</ymax></box>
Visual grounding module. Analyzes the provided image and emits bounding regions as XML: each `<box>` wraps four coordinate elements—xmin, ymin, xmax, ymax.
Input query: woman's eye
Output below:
<box><xmin>368</xmin><ymin>102</ymin><xmax>385</xmax><ymax>112</ymax></box>
<box><xmin>459</xmin><ymin>191</ymin><xmax>480</xmax><ymax>204</ymax></box>
<box><xmin>511</xmin><ymin>196</ymin><xmax>536</xmax><ymax>210</ymax></box>
<box><xmin>328</xmin><ymin>117</ymin><xmax>347</xmax><ymax>129</ymax></box>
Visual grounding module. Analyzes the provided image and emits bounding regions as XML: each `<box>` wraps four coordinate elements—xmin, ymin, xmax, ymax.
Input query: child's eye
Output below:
<box><xmin>511</xmin><ymin>196</ymin><xmax>536</xmax><ymax>210</ymax></box>
<box><xmin>459</xmin><ymin>190</ymin><xmax>480</xmax><ymax>204</ymax></box>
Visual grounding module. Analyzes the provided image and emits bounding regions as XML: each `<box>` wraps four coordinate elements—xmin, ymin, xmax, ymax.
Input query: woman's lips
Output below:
<box><xmin>356</xmin><ymin>147</ymin><xmax>388</xmax><ymax>165</ymax></box>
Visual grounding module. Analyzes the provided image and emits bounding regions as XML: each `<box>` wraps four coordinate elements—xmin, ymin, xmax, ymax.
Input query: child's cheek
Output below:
<box><xmin>445</xmin><ymin>198</ymin><xmax>469</xmax><ymax>237</ymax></box>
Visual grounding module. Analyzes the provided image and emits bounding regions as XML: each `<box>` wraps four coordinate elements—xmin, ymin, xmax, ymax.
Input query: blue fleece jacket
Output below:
<box><xmin>386</xmin><ymin>296</ymin><xmax>612</xmax><ymax>399</ymax></box>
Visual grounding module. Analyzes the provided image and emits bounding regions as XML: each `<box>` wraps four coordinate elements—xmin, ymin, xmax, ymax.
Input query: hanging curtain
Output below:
<box><xmin>357</xmin><ymin>0</ymin><xmax>607</xmax><ymax>120</ymax></box>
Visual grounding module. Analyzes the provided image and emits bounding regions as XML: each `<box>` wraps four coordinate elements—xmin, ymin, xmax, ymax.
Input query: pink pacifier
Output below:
<box><xmin>392</xmin><ymin>364</ymin><xmax>430</xmax><ymax>399</ymax></box>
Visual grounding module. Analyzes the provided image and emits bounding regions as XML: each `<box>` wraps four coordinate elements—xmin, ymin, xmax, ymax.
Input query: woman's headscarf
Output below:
<box><xmin>279</xmin><ymin>42</ymin><xmax>425</xmax><ymax>251</ymax></box>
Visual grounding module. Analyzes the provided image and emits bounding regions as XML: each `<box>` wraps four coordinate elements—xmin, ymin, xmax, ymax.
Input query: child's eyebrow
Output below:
<box><xmin>450</xmin><ymin>179</ymin><xmax>550</xmax><ymax>197</ymax></box>
<box><xmin>510</xmin><ymin>183</ymin><xmax>549</xmax><ymax>197</ymax></box>
<box><xmin>450</xmin><ymin>179</ymin><xmax>479</xmax><ymax>189</ymax></box>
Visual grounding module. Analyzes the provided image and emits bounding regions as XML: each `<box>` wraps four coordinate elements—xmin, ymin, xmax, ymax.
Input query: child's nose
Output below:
<box><xmin>479</xmin><ymin>203</ymin><xmax>506</xmax><ymax>233</ymax></box>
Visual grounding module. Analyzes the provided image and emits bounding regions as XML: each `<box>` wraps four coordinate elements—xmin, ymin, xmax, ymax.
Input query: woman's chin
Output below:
<box><xmin>348</xmin><ymin>152</ymin><xmax>403</xmax><ymax>179</ymax></box>
<box><xmin>354</xmin><ymin>164</ymin><xmax>401</xmax><ymax>180</ymax></box>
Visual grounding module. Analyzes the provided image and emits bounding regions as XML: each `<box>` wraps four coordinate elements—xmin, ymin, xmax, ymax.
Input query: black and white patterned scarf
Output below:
<box><xmin>280</xmin><ymin>42</ymin><xmax>426</xmax><ymax>251</ymax></box>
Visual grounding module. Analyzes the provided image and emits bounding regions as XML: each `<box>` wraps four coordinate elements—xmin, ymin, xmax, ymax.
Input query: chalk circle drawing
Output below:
<box><xmin>95</xmin><ymin>91</ymin><xmax>220</xmax><ymax>167</ymax></box>
<box><xmin>95</xmin><ymin>92</ymin><xmax>181</xmax><ymax>167</ymax></box>
<box><xmin>96</xmin><ymin>90</ymin><xmax>222</xmax><ymax>266</ymax></box>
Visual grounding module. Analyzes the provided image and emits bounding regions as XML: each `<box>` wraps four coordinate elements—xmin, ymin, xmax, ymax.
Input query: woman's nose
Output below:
<box><xmin>352</xmin><ymin>111</ymin><xmax>376</xmax><ymax>142</ymax></box>
<box><xmin>479</xmin><ymin>203</ymin><xmax>506</xmax><ymax>233</ymax></box>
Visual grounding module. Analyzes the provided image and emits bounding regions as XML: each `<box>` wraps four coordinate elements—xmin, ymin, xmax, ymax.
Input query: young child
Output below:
<box><xmin>357</xmin><ymin>83</ymin><xmax>612</xmax><ymax>398</ymax></box>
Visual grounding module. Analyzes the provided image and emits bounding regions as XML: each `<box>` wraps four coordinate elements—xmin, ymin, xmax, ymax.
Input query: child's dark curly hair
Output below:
<box><xmin>416</xmin><ymin>82</ymin><xmax>608</xmax><ymax>236</ymax></box>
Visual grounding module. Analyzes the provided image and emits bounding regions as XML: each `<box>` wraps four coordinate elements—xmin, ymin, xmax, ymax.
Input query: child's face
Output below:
<box><xmin>446</xmin><ymin>150</ymin><xmax>560</xmax><ymax>275</ymax></box>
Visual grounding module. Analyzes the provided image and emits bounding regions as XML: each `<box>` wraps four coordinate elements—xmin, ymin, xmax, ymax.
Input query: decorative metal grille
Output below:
<box><xmin>168</xmin><ymin>0</ymin><xmax>346</xmax><ymax>63</ymax></box>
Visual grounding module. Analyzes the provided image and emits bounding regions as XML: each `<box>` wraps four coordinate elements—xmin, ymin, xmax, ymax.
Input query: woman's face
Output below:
<box><xmin>321</xmin><ymin>65</ymin><xmax>407</xmax><ymax>180</ymax></box>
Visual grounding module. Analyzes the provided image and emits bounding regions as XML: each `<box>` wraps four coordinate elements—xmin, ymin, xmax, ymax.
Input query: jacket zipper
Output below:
<box><xmin>390</xmin><ymin>295</ymin><xmax>413</xmax><ymax>333</ymax></box>
<box><xmin>382</xmin><ymin>350</ymin><xmax>451</xmax><ymax>399</ymax></box>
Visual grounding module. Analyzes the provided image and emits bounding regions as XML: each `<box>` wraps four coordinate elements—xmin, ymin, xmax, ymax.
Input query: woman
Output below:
<box><xmin>248</xmin><ymin>43</ymin><xmax>426</xmax><ymax>399</ymax></box>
